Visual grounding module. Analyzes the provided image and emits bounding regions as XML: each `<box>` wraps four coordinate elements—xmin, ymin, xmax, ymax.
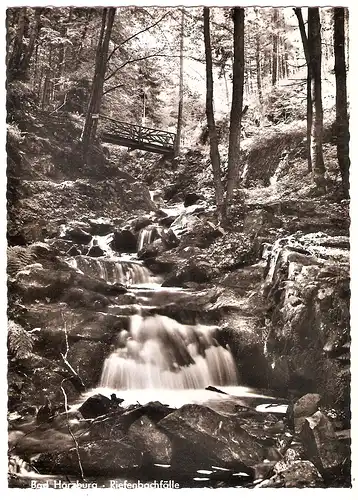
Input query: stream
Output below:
<box><xmin>9</xmin><ymin>200</ymin><xmax>293</xmax><ymax>489</ymax></box>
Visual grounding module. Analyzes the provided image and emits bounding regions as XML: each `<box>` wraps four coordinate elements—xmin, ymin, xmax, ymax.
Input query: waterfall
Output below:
<box><xmin>67</xmin><ymin>256</ymin><xmax>160</xmax><ymax>286</ymax></box>
<box><xmin>137</xmin><ymin>225</ymin><xmax>163</xmax><ymax>252</ymax></box>
<box><xmin>100</xmin><ymin>315</ymin><xmax>238</xmax><ymax>389</ymax></box>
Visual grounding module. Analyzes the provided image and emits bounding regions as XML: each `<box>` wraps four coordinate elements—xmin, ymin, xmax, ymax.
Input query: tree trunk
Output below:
<box><xmin>255</xmin><ymin>22</ymin><xmax>262</xmax><ymax>104</ymax></box>
<box><xmin>308</xmin><ymin>7</ymin><xmax>326</xmax><ymax>192</ymax></box>
<box><xmin>42</xmin><ymin>45</ymin><xmax>52</xmax><ymax>110</ymax></box>
<box><xmin>82</xmin><ymin>7</ymin><xmax>116</xmax><ymax>151</ymax></box>
<box><xmin>294</xmin><ymin>7</ymin><xmax>313</xmax><ymax>172</ymax></box>
<box><xmin>272</xmin><ymin>9</ymin><xmax>278</xmax><ymax>86</ymax></box>
<box><xmin>203</xmin><ymin>7</ymin><xmax>224</xmax><ymax>217</ymax></box>
<box><xmin>7</xmin><ymin>8</ymin><xmax>26</xmax><ymax>81</ymax></box>
<box><xmin>174</xmin><ymin>7</ymin><xmax>185</xmax><ymax>157</ymax></box>
<box><xmin>225</xmin><ymin>7</ymin><xmax>245</xmax><ymax>214</ymax></box>
<box><xmin>334</xmin><ymin>7</ymin><xmax>349</xmax><ymax>198</ymax></box>
<box><xmin>19</xmin><ymin>8</ymin><xmax>42</xmax><ymax>81</ymax></box>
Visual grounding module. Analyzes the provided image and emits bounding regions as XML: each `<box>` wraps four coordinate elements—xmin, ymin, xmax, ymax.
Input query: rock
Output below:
<box><xmin>34</xmin><ymin>439</ymin><xmax>142</xmax><ymax>477</ymax></box>
<box><xmin>62</xmin><ymin>287</ymin><xmax>111</xmax><ymax>310</ymax></box>
<box><xmin>137</xmin><ymin>238</ymin><xmax>166</xmax><ymax>259</ymax></box>
<box><xmin>299</xmin><ymin>410</ymin><xmax>350</xmax><ymax>480</ymax></box>
<box><xmin>162</xmin><ymin>258</ymin><xmax>215</xmax><ymax>286</ymax></box>
<box><xmin>128</xmin><ymin>415</ymin><xmax>172</xmax><ymax>464</ymax></box>
<box><xmin>158</xmin><ymin>404</ymin><xmax>264</xmax><ymax>468</ymax></box>
<box><xmin>78</xmin><ymin>394</ymin><xmax>112</xmax><ymax>419</ymax></box>
<box><xmin>111</xmin><ymin>229</ymin><xmax>137</xmax><ymax>253</ymax></box>
<box><xmin>131</xmin><ymin>216</ymin><xmax>153</xmax><ymax>232</ymax></box>
<box><xmin>64</xmin><ymin>227</ymin><xmax>92</xmax><ymax>245</ymax></box>
<box><xmin>88</xmin><ymin>245</ymin><xmax>104</xmax><ymax>257</ymax></box>
<box><xmin>170</xmin><ymin>213</ymin><xmax>201</xmax><ymax>238</ymax></box>
<box><xmin>293</xmin><ymin>393</ymin><xmax>321</xmax><ymax>433</ymax></box>
<box><xmin>159</xmin><ymin>214</ymin><xmax>177</xmax><ymax>227</ymax></box>
<box><xmin>184</xmin><ymin>193</ymin><xmax>202</xmax><ymax>207</ymax></box>
<box><xmin>89</xmin><ymin>218</ymin><xmax>114</xmax><ymax>236</ymax></box>
<box><xmin>257</xmin><ymin>460</ymin><xmax>323</xmax><ymax>488</ymax></box>
<box><xmin>68</xmin><ymin>245</ymin><xmax>82</xmax><ymax>256</ymax></box>
<box><xmin>67</xmin><ymin>340</ymin><xmax>110</xmax><ymax>388</ymax></box>
<box><xmin>263</xmin><ymin>233</ymin><xmax>350</xmax><ymax>413</ymax></box>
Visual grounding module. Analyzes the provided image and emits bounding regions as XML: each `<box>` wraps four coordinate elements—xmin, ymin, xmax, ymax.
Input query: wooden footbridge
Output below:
<box><xmin>99</xmin><ymin>114</ymin><xmax>176</xmax><ymax>155</ymax></box>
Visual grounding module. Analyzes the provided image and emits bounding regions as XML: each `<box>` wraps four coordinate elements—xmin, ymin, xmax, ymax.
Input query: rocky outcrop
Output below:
<box><xmin>262</xmin><ymin>233</ymin><xmax>350</xmax><ymax>413</ymax></box>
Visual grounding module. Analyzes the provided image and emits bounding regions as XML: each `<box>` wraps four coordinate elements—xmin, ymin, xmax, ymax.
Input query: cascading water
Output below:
<box><xmin>137</xmin><ymin>225</ymin><xmax>163</xmax><ymax>252</ymax></box>
<box><xmin>100</xmin><ymin>314</ymin><xmax>238</xmax><ymax>390</ymax></box>
<box><xmin>67</xmin><ymin>255</ymin><xmax>161</xmax><ymax>286</ymax></box>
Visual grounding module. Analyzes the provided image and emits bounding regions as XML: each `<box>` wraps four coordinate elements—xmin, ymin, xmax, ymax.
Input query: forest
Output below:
<box><xmin>7</xmin><ymin>6</ymin><xmax>351</xmax><ymax>490</ymax></box>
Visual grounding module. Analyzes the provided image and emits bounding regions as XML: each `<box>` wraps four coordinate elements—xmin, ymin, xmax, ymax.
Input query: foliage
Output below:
<box><xmin>8</xmin><ymin>320</ymin><xmax>34</xmax><ymax>360</ymax></box>
<box><xmin>262</xmin><ymin>82</ymin><xmax>306</xmax><ymax>124</ymax></box>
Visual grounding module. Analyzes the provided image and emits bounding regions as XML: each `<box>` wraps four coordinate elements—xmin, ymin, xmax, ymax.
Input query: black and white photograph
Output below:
<box><xmin>6</xmin><ymin>3</ymin><xmax>352</xmax><ymax>490</ymax></box>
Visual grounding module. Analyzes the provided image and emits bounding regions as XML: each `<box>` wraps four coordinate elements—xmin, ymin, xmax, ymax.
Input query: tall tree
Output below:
<box><xmin>272</xmin><ymin>9</ymin><xmax>278</xmax><ymax>86</ymax></box>
<box><xmin>334</xmin><ymin>7</ymin><xmax>349</xmax><ymax>199</ymax></box>
<box><xmin>308</xmin><ymin>7</ymin><xmax>326</xmax><ymax>192</ymax></box>
<box><xmin>7</xmin><ymin>8</ymin><xmax>42</xmax><ymax>83</ymax></box>
<box><xmin>203</xmin><ymin>7</ymin><xmax>225</xmax><ymax>217</ymax></box>
<box><xmin>82</xmin><ymin>7</ymin><xmax>116</xmax><ymax>151</ymax></box>
<box><xmin>225</xmin><ymin>7</ymin><xmax>245</xmax><ymax>213</ymax></box>
<box><xmin>174</xmin><ymin>7</ymin><xmax>185</xmax><ymax>157</ymax></box>
<box><xmin>294</xmin><ymin>7</ymin><xmax>313</xmax><ymax>172</ymax></box>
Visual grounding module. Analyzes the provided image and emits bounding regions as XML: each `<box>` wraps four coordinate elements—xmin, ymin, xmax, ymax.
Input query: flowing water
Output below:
<box><xmin>100</xmin><ymin>314</ymin><xmax>238</xmax><ymax>390</ymax></box>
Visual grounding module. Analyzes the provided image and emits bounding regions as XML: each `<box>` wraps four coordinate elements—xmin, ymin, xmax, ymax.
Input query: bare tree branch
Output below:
<box><xmin>102</xmin><ymin>83</ymin><xmax>124</xmax><ymax>96</ymax></box>
<box><xmin>60</xmin><ymin>381</ymin><xmax>86</xmax><ymax>481</ymax></box>
<box><xmin>104</xmin><ymin>50</ymin><xmax>165</xmax><ymax>81</ymax></box>
<box><xmin>107</xmin><ymin>10</ymin><xmax>170</xmax><ymax>63</ymax></box>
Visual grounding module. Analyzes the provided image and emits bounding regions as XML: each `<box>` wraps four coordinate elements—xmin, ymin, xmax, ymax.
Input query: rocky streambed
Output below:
<box><xmin>7</xmin><ymin>174</ymin><xmax>350</xmax><ymax>488</ymax></box>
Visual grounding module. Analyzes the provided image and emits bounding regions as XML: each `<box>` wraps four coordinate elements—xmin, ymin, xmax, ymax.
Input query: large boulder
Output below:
<box><xmin>158</xmin><ymin>404</ymin><xmax>264</xmax><ymax>469</ymax></box>
<box><xmin>299</xmin><ymin>410</ymin><xmax>350</xmax><ymax>482</ymax></box>
<box><xmin>128</xmin><ymin>415</ymin><xmax>172</xmax><ymax>464</ymax></box>
<box><xmin>78</xmin><ymin>394</ymin><xmax>113</xmax><ymax>419</ymax></box>
<box><xmin>67</xmin><ymin>340</ymin><xmax>110</xmax><ymax>388</ymax></box>
<box><xmin>111</xmin><ymin>228</ymin><xmax>137</xmax><ymax>253</ymax></box>
<box><xmin>33</xmin><ymin>439</ymin><xmax>142</xmax><ymax>477</ymax></box>
<box><xmin>257</xmin><ymin>460</ymin><xmax>324</xmax><ymax>488</ymax></box>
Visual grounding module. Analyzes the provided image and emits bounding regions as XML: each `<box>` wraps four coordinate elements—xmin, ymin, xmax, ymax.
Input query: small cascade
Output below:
<box><xmin>137</xmin><ymin>225</ymin><xmax>163</xmax><ymax>252</ymax></box>
<box><xmin>67</xmin><ymin>255</ymin><xmax>161</xmax><ymax>286</ymax></box>
<box><xmin>100</xmin><ymin>314</ymin><xmax>238</xmax><ymax>389</ymax></box>
<box><xmin>87</xmin><ymin>234</ymin><xmax>114</xmax><ymax>256</ymax></box>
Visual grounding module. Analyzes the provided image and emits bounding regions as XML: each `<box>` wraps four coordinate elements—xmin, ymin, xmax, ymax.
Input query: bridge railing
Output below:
<box><xmin>99</xmin><ymin>114</ymin><xmax>176</xmax><ymax>149</ymax></box>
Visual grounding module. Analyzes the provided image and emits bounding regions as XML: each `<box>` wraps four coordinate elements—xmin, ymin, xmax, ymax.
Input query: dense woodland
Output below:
<box><xmin>6</xmin><ymin>6</ymin><xmax>349</xmax><ymax>205</ymax></box>
<box><xmin>6</xmin><ymin>7</ymin><xmax>351</xmax><ymax>489</ymax></box>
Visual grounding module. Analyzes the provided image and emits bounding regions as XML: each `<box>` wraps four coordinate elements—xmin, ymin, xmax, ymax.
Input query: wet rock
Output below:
<box><xmin>89</xmin><ymin>218</ymin><xmax>114</xmax><ymax>236</ymax></box>
<box><xmin>88</xmin><ymin>245</ymin><xmax>104</xmax><ymax>257</ymax></box>
<box><xmin>34</xmin><ymin>439</ymin><xmax>142</xmax><ymax>477</ymax></box>
<box><xmin>137</xmin><ymin>238</ymin><xmax>166</xmax><ymax>259</ymax></box>
<box><xmin>67</xmin><ymin>340</ymin><xmax>110</xmax><ymax>388</ymax></box>
<box><xmin>299</xmin><ymin>410</ymin><xmax>350</xmax><ymax>480</ymax></box>
<box><xmin>68</xmin><ymin>245</ymin><xmax>82</xmax><ymax>256</ymax></box>
<box><xmin>159</xmin><ymin>214</ymin><xmax>177</xmax><ymax>227</ymax></box>
<box><xmin>257</xmin><ymin>460</ymin><xmax>323</xmax><ymax>488</ymax></box>
<box><xmin>78</xmin><ymin>394</ymin><xmax>113</xmax><ymax>419</ymax></box>
<box><xmin>184</xmin><ymin>193</ymin><xmax>202</xmax><ymax>207</ymax></box>
<box><xmin>293</xmin><ymin>393</ymin><xmax>321</xmax><ymax>433</ymax></box>
<box><xmin>130</xmin><ymin>216</ymin><xmax>153</xmax><ymax>232</ymax></box>
<box><xmin>162</xmin><ymin>258</ymin><xmax>215</xmax><ymax>286</ymax></box>
<box><xmin>158</xmin><ymin>404</ymin><xmax>264</xmax><ymax>468</ymax></box>
<box><xmin>64</xmin><ymin>227</ymin><xmax>92</xmax><ymax>245</ymax></box>
<box><xmin>62</xmin><ymin>287</ymin><xmax>111</xmax><ymax>310</ymax></box>
<box><xmin>128</xmin><ymin>415</ymin><xmax>172</xmax><ymax>464</ymax></box>
<box><xmin>111</xmin><ymin>228</ymin><xmax>137</xmax><ymax>253</ymax></box>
